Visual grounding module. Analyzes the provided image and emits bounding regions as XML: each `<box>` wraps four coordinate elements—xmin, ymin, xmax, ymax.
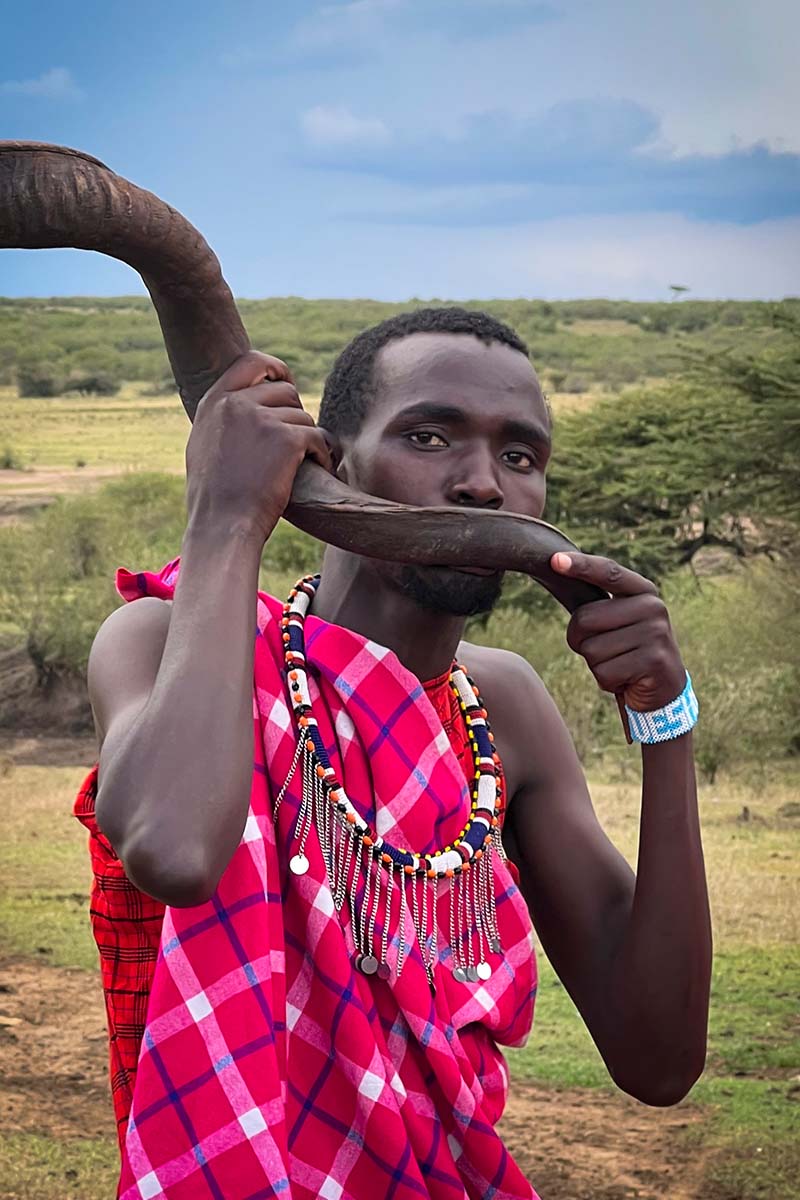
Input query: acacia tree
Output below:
<box><xmin>542</xmin><ymin>312</ymin><xmax>799</xmax><ymax>583</ymax></box>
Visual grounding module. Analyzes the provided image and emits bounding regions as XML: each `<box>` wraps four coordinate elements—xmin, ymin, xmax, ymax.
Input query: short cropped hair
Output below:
<box><xmin>318</xmin><ymin>306</ymin><xmax>530</xmax><ymax>438</ymax></box>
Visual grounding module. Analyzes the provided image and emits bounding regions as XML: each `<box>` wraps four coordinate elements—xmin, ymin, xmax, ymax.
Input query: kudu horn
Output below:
<box><xmin>0</xmin><ymin>141</ymin><xmax>606</xmax><ymax>613</ymax></box>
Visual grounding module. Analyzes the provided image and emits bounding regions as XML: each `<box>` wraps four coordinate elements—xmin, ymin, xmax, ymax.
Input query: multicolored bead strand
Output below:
<box><xmin>275</xmin><ymin>574</ymin><xmax>505</xmax><ymax>986</ymax></box>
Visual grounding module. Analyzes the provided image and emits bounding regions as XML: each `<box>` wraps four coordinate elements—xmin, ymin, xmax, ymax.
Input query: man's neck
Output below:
<box><xmin>311</xmin><ymin>547</ymin><xmax>466</xmax><ymax>683</ymax></box>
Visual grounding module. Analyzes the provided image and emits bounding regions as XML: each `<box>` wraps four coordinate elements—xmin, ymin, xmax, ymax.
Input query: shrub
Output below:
<box><xmin>65</xmin><ymin>369</ymin><xmax>121</xmax><ymax>396</ymax></box>
<box><xmin>0</xmin><ymin>475</ymin><xmax>324</xmax><ymax>685</ymax></box>
<box><xmin>0</xmin><ymin>446</ymin><xmax>24</xmax><ymax>470</ymax></box>
<box><xmin>667</xmin><ymin>566</ymin><xmax>799</xmax><ymax>782</ymax></box>
<box><xmin>16</xmin><ymin>361</ymin><xmax>63</xmax><ymax>397</ymax></box>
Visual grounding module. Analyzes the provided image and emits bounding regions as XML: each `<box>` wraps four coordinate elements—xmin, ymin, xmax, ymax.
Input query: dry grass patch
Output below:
<box><xmin>0</xmin><ymin>385</ymin><xmax>321</xmax><ymax>487</ymax></box>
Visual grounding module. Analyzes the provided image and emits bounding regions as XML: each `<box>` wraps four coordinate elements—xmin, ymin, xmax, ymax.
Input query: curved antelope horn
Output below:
<box><xmin>0</xmin><ymin>141</ymin><xmax>605</xmax><ymax>613</ymax></box>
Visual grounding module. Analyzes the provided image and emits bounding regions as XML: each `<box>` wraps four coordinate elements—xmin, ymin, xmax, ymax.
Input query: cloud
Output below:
<box><xmin>289</xmin><ymin>0</ymin><xmax>557</xmax><ymax>56</ymax></box>
<box><xmin>0</xmin><ymin>67</ymin><xmax>83</xmax><ymax>101</ymax></box>
<box><xmin>254</xmin><ymin>213</ymin><xmax>800</xmax><ymax>302</ymax></box>
<box><xmin>302</xmin><ymin>104</ymin><xmax>391</xmax><ymax>148</ymax></box>
<box><xmin>298</xmin><ymin>97</ymin><xmax>800</xmax><ymax>225</ymax></box>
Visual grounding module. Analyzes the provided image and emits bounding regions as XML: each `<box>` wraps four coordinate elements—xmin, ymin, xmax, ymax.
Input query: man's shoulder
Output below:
<box><xmin>458</xmin><ymin>639</ymin><xmax>545</xmax><ymax>698</ymax></box>
<box><xmin>457</xmin><ymin>641</ymin><xmax>559</xmax><ymax>801</ymax></box>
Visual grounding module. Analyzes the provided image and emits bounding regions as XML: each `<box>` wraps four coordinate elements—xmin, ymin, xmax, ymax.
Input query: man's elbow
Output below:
<box><xmin>117</xmin><ymin>830</ymin><xmax>218</xmax><ymax>908</ymax></box>
<box><xmin>96</xmin><ymin>786</ymin><xmax>219</xmax><ymax>908</ymax></box>
<box><xmin>126</xmin><ymin>840</ymin><xmax>218</xmax><ymax>907</ymax></box>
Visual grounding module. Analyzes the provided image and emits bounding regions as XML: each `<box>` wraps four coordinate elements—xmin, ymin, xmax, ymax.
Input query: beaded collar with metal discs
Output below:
<box><xmin>275</xmin><ymin>573</ymin><xmax>505</xmax><ymax>985</ymax></box>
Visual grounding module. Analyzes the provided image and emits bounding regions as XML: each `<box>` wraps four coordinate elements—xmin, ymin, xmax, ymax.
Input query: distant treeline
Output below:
<box><xmin>1</xmin><ymin>296</ymin><xmax>797</xmax><ymax>398</ymax></box>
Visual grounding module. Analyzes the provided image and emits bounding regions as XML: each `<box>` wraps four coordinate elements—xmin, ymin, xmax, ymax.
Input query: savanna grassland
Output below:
<box><xmin>0</xmin><ymin>297</ymin><xmax>798</xmax><ymax>1199</ymax></box>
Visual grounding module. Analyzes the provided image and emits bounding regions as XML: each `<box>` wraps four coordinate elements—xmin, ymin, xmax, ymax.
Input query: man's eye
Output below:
<box><xmin>503</xmin><ymin>449</ymin><xmax>535</xmax><ymax>469</ymax></box>
<box><xmin>407</xmin><ymin>431</ymin><xmax>448</xmax><ymax>448</ymax></box>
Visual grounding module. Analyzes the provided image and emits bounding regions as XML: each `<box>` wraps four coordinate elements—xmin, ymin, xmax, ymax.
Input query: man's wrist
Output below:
<box><xmin>626</xmin><ymin>672</ymin><xmax>698</xmax><ymax>745</ymax></box>
<box><xmin>183</xmin><ymin>514</ymin><xmax>266</xmax><ymax>561</ymax></box>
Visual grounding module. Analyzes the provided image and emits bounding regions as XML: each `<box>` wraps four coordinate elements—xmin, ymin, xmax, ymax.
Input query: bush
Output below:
<box><xmin>0</xmin><ymin>446</ymin><xmax>24</xmax><ymax>470</ymax></box>
<box><xmin>0</xmin><ymin>476</ymin><xmax>323</xmax><ymax>685</ymax></box>
<box><xmin>65</xmin><ymin>369</ymin><xmax>121</xmax><ymax>396</ymax></box>
<box><xmin>667</xmin><ymin>566</ymin><xmax>800</xmax><ymax>782</ymax></box>
<box><xmin>16</xmin><ymin>361</ymin><xmax>63</xmax><ymax>397</ymax></box>
<box><xmin>0</xmin><ymin>475</ymin><xmax>186</xmax><ymax>683</ymax></box>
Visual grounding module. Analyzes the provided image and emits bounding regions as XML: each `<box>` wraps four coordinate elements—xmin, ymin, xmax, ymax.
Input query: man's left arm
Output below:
<box><xmin>502</xmin><ymin>551</ymin><xmax>712</xmax><ymax>1107</ymax></box>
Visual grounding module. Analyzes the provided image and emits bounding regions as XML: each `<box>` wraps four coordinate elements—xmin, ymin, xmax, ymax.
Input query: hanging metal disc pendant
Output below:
<box><xmin>376</xmin><ymin>962</ymin><xmax>391</xmax><ymax>981</ymax></box>
<box><xmin>477</xmin><ymin>961</ymin><xmax>492</xmax><ymax>980</ymax></box>
<box><xmin>465</xmin><ymin>965</ymin><xmax>479</xmax><ymax>982</ymax></box>
<box><xmin>289</xmin><ymin>853</ymin><xmax>309</xmax><ymax>875</ymax></box>
<box><xmin>490</xmin><ymin>937</ymin><xmax>502</xmax><ymax>954</ymax></box>
<box><xmin>357</xmin><ymin>954</ymin><xmax>379</xmax><ymax>976</ymax></box>
<box><xmin>452</xmin><ymin>965</ymin><xmax>468</xmax><ymax>983</ymax></box>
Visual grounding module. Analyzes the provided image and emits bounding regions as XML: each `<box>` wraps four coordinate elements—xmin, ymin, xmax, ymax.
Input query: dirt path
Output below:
<box><xmin>0</xmin><ymin>466</ymin><xmax>129</xmax><ymax>525</ymax></box>
<box><xmin>0</xmin><ymin>958</ymin><xmax>711</xmax><ymax>1199</ymax></box>
<box><xmin>500</xmin><ymin>1086</ymin><xmax>708</xmax><ymax>1199</ymax></box>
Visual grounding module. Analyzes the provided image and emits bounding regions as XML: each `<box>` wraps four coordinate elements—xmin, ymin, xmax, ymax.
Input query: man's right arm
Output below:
<box><xmin>88</xmin><ymin>352</ymin><xmax>331</xmax><ymax>907</ymax></box>
<box><xmin>90</xmin><ymin>527</ymin><xmax>262</xmax><ymax>907</ymax></box>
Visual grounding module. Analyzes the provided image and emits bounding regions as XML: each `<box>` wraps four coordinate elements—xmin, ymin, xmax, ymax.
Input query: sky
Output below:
<box><xmin>1</xmin><ymin>0</ymin><xmax>799</xmax><ymax>300</ymax></box>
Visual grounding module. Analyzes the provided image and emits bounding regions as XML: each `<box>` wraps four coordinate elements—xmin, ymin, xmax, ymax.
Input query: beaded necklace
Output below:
<box><xmin>274</xmin><ymin>574</ymin><xmax>506</xmax><ymax>987</ymax></box>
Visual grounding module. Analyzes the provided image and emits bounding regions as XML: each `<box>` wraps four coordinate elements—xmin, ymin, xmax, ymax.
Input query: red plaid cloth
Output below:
<box><xmin>76</xmin><ymin>560</ymin><xmax>538</xmax><ymax>1199</ymax></box>
<box><xmin>74</xmin><ymin>768</ymin><xmax>165</xmax><ymax>1148</ymax></box>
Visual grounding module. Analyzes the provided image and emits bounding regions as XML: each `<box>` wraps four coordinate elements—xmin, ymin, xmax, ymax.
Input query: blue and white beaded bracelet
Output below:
<box><xmin>625</xmin><ymin>672</ymin><xmax>699</xmax><ymax>745</ymax></box>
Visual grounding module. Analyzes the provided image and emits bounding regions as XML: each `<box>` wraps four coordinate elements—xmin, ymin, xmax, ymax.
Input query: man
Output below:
<box><xmin>78</xmin><ymin>307</ymin><xmax>711</xmax><ymax>1199</ymax></box>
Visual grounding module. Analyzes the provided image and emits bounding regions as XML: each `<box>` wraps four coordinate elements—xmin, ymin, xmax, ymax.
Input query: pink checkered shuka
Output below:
<box><xmin>114</xmin><ymin>559</ymin><xmax>539</xmax><ymax>1200</ymax></box>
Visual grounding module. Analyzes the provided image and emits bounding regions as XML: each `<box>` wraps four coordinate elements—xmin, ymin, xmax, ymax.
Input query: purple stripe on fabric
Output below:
<box><xmin>365</xmin><ymin>686</ymin><xmax>424</xmax><ymax>756</ymax></box>
<box><xmin>342</xmin><ymin>685</ymin><xmax>465</xmax><ymax>828</ymax></box>
<box><xmin>285</xmin><ymin>1079</ymin><xmax>431</xmax><ymax>1198</ymax></box>
<box><xmin>158</xmin><ymin>890</ymin><xmax>282</xmax><ymax>957</ymax></box>
<box><xmin>283</xmin><ymin>931</ymin><xmax>360</xmax><ymax>1146</ymax></box>
<box><xmin>242</xmin><ymin>1182</ymin><xmax>291</xmax><ymax>1200</ymax></box>
<box><xmin>212</xmin><ymin>895</ymin><xmax>276</xmax><ymax>1032</ymax></box>
<box><xmin>143</xmin><ymin>1033</ymin><xmax>227</xmax><ymax>1200</ymax></box>
<box><xmin>300</xmin><ymin>627</ymin><xmax>470</xmax><ymax>837</ymax></box>
<box><xmin>133</xmin><ymin>1033</ymin><xmax>276</xmax><ymax>1128</ymax></box>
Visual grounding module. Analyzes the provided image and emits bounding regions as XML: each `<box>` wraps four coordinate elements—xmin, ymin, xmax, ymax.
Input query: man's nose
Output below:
<box><xmin>447</xmin><ymin>453</ymin><xmax>504</xmax><ymax>509</ymax></box>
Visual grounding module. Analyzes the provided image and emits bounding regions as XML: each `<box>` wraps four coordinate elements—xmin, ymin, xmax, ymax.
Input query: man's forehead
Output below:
<box><xmin>375</xmin><ymin>330</ymin><xmax>540</xmax><ymax>396</ymax></box>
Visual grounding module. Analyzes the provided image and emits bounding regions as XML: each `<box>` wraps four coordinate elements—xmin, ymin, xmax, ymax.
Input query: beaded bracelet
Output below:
<box><xmin>625</xmin><ymin>672</ymin><xmax>699</xmax><ymax>745</ymax></box>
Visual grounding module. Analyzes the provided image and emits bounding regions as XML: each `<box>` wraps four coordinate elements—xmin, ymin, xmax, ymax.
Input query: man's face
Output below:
<box><xmin>337</xmin><ymin>332</ymin><xmax>551</xmax><ymax>616</ymax></box>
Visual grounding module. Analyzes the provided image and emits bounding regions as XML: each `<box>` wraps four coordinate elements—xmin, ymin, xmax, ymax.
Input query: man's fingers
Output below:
<box><xmin>590</xmin><ymin>650</ymin><xmax>647</xmax><ymax>694</ymax></box>
<box><xmin>566</xmin><ymin>594</ymin><xmax>667</xmax><ymax>650</ymax></box>
<box><xmin>552</xmin><ymin>552</ymin><xmax>658</xmax><ymax>597</ymax></box>
<box><xmin>573</xmin><ymin>623</ymin><xmax>651</xmax><ymax>665</ymax></box>
<box><xmin>239</xmin><ymin>380</ymin><xmax>304</xmax><ymax>410</ymax></box>
<box><xmin>259</xmin><ymin>406</ymin><xmax>316</xmax><ymax>427</ymax></box>
<box><xmin>202</xmin><ymin>351</ymin><xmax>289</xmax><ymax>401</ymax></box>
<box><xmin>300</xmin><ymin>427</ymin><xmax>333</xmax><ymax>474</ymax></box>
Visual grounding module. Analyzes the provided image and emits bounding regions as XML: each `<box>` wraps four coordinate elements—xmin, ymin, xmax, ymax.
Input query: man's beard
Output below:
<box><xmin>392</xmin><ymin>564</ymin><xmax>505</xmax><ymax>617</ymax></box>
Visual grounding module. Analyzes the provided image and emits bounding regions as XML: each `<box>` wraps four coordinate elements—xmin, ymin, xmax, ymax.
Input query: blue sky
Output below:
<box><xmin>2</xmin><ymin>0</ymin><xmax>798</xmax><ymax>299</ymax></box>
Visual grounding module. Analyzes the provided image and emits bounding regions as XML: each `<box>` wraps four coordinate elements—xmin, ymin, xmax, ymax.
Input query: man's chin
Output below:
<box><xmin>395</xmin><ymin>564</ymin><xmax>505</xmax><ymax>617</ymax></box>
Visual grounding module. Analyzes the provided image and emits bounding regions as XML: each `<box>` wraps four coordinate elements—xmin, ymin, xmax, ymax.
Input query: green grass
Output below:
<box><xmin>0</xmin><ymin>385</ymin><xmax>187</xmax><ymax>475</ymax></box>
<box><xmin>0</xmin><ymin>1133</ymin><xmax>118</xmax><ymax>1200</ymax></box>
<box><xmin>0</xmin><ymin>763</ymin><xmax>97</xmax><ymax>970</ymax></box>
<box><xmin>0</xmin><ymin>384</ymin><xmax>322</xmax><ymax>482</ymax></box>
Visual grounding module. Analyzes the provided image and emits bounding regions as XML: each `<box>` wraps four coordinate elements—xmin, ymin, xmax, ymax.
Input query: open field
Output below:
<box><xmin>1</xmin><ymin>742</ymin><xmax>798</xmax><ymax>1200</ymax></box>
